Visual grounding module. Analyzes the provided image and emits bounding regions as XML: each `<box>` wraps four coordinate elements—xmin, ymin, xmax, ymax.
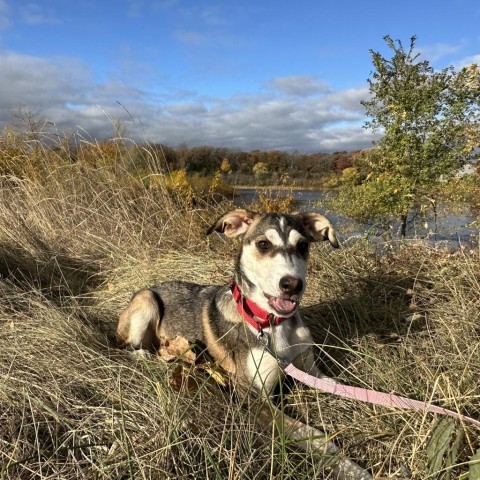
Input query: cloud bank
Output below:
<box><xmin>0</xmin><ymin>51</ymin><xmax>375</xmax><ymax>152</ymax></box>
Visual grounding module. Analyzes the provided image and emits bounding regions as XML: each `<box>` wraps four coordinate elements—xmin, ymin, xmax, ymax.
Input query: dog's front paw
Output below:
<box><xmin>126</xmin><ymin>348</ymin><xmax>154</xmax><ymax>360</ymax></box>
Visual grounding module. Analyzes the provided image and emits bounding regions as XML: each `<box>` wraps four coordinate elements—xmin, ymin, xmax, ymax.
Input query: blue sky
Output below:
<box><xmin>0</xmin><ymin>0</ymin><xmax>479</xmax><ymax>152</ymax></box>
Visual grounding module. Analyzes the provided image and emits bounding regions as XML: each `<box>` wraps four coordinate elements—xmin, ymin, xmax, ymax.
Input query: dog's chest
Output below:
<box><xmin>246</xmin><ymin>320</ymin><xmax>306</xmax><ymax>393</ymax></box>
<box><xmin>267</xmin><ymin>322</ymin><xmax>301</xmax><ymax>362</ymax></box>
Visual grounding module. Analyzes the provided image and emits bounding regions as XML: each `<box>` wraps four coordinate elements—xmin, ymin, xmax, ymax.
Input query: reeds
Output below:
<box><xmin>0</xmin><ymin>130</ymin><xmax>478</xmax><ymax>479</ymax></box>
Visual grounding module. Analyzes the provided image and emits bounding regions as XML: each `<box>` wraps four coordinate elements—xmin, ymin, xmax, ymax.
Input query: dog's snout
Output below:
<box><xmin>279</xmin><ymin>276</ymin><xmax>303</xmax><ymax>295</ymax></box>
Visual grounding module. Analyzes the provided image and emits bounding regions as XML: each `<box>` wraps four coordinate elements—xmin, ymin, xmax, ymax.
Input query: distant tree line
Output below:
<box><xmin>135</xmin><ymin>143</ymin><xmax>358</xmax><ymax>185</ymax></box>
<box><xmin>2</xmin><ymin>104</ymin><xmax>358</xmax><ymax>187</ymax></box>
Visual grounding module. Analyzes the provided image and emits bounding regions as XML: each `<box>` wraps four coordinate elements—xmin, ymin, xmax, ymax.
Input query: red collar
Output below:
<box><xmin>229</xmin><ymin>280</ymin><xmax>287</xmax><ymax>331</ymax></box>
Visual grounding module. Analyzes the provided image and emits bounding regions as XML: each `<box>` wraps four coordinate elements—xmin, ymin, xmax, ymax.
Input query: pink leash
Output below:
<box><xmin>284</xmin><ymin>363</ymin><xmax>480</xmax><ymax>428</ymax></box>
<box><xmin>249</xmin><ymin>303</ymin><xmax>479</xmax><ymax>428</ymax></box>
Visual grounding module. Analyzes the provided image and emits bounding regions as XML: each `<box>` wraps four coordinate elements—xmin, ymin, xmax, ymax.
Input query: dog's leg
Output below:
<box><xmin>257</xmin><ymin>405</ymin><xmax>372</xmax><ymax>480</ymax></box>
<box><xmin>289</xmin><ymin>324</ymin><xmax>329</xmax><ymax>378</ymax></box>
<box><xmin>116</xmin><ymin>289</ymin><xmax>160</xmax><ymax>355</ymax></box>
<box><xmin>244</xmin><ymin>347</ymin><xmax>285</xmax><ymax>396</ymax></box>
<box><xmin>279</xmin><ymin>328</ymin><xmax>372</xmax><ymax>477</ymax></box>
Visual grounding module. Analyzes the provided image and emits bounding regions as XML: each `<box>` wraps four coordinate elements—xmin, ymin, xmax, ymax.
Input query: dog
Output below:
<box><xmin>116</xmin><ymin>208</ymin><xmax>372</xmax><ymax>479</ymax></box>
<box><xmin>116</xmin><ymin>208</ymin><xmax>338</xmax><ymax>395</ymax></box>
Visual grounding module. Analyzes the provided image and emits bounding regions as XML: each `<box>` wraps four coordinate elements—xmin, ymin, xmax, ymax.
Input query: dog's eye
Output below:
<box><xmin>256</xmin><ymin>240</ymin><xmax>272</xmax><ymax>251</ymax></box>
<box><xmin>297</xmin><ymin>240</ymin><xmax>309</xmax><ymax>255</ymax></box>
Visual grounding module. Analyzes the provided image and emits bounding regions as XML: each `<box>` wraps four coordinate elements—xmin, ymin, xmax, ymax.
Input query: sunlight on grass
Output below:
<box><xmin>0</xmin><ymin>130</ymin><xmax>478</xmax><ymax>478</ymax></box>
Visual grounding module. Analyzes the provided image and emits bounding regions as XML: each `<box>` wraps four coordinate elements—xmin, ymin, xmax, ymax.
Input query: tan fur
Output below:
<box><xmin>116</xmin><ymin>289</ymin><xmax>159</xmax><ymax>351</ymax></box>
<box><xmin>201</xmin><ymin>303</ymin><xmax>237</xmax><ymax>376</ymax></box>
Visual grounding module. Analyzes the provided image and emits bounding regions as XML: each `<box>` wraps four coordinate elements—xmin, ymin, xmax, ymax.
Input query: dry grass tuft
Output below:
<box><xmin>0</xmin><ymin>131</ymin><xmax>479</xmax><ymax>479</ymax></box>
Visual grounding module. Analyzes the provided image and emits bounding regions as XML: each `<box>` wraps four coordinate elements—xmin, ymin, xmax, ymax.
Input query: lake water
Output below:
<box><xmin>234</xmin><ymin>188</ymin><xmax>328</xmax><ymax>207</ymax></box>
<box><xmin>232</xmin><ymin>188</ymin><xmax>480</xmax><ymax>245</ymax></box>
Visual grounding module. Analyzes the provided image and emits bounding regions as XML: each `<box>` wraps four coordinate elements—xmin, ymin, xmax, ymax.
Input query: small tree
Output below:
<box><xmin>252</xmin><ymin>162</ymin><xmax>269</xmax><ymax>184</ymax></box>
<box><xmin>10</xmin><ymin>105</ymin><xmax>50</xmax><ymax>142</ymax></box>
<box><xmin>220</xmin><ymin>157</ymin><xmax>231</xmax><ymax>174</ymax></box>
<box><xmin>338</xmin><ymin>36</ymin><xmax>480</xmax><ymax>237</ymax></box>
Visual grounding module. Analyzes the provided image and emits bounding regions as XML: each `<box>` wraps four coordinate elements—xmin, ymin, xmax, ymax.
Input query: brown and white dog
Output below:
<box><xmin>116</xmin><ymin>209</ymin><xmax>372</xmax><ymax>479</ymax></box>
<box><xmin>116</xmin><ymin>208</ymin><xmax>338</xmax><ymax>395</ymax></box>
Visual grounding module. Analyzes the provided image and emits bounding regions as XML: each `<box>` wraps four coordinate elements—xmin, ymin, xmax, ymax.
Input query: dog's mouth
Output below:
<box><xmin>265</xmin><ymin>294</ymin><xmax>298</xmax><ymax>316</ymax></box>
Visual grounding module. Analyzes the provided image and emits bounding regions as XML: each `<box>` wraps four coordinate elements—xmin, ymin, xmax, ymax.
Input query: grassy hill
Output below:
<box><xmin>0</xmin><ymin>133</ymin><xmax>479</xmax><ymax>479</ymax></box>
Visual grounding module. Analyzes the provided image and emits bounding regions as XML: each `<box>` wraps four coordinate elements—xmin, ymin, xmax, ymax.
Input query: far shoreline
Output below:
<box><xmin>231</xmin><ymin>185</ymin><xmax>337</xmax><ymax>191</ymax></box>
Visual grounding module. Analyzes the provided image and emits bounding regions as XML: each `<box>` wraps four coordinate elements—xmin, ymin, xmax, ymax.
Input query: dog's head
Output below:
<box><xmin>207</xmin><ymin>209</ymin><xmax>338</xmax><ymax>317</ymax></box>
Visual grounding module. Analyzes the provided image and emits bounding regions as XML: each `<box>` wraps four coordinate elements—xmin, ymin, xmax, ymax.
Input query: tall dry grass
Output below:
<box><xmin>0</xmin><ymin>130</ymin><xmax>479</xmax><ymax>479</ymax></box>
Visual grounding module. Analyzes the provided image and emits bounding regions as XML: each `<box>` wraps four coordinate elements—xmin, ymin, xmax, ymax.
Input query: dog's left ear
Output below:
<box><xmin>206</xmin><ymin>208</ymin><xmax>258</xmax><ymax>238</ymax></box>
<box><xmin>298</xmin><ymin>212</ymin><xmax>339</xmax><ymax>248</ymax></box>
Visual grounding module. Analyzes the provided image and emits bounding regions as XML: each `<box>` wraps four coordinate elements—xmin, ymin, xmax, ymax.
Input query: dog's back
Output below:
<box><xmin>117</xmin><ymin>281</ymin><xmax>219</xmax><ymax>351</ymax></box>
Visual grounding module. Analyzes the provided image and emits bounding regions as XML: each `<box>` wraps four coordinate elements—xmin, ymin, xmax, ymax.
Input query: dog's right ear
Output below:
<box><xmin>206</xmin><ymin>209</ymin><xmax>258</xmax><ymax>238</ymax></box>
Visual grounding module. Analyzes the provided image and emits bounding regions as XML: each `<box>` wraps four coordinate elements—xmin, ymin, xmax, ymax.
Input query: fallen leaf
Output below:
<box><xmin>158</xmin><ymin>335</ymin><xmax>197</xmax><ymax>363</ymax></box>
<box><xmin>201</xmin><ymin>365</ymin><xmax>228</xmax><ymax>387</ymax></box>
<box><xmin>168</xmin><ymin>364</ymin><xmax>199</xmax><ymax>393</ymax></box>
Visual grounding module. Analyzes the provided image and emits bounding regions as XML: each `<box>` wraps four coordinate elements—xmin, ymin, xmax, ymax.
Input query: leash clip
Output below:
<box><xmin>256</xmin><ymin>327</ymin><xmax>266</xmax><ymax>343</ymax></box>
<box><xmin>256</xmin><ymin>329</ymin><xmax>289</xmax><ymax>369</ymax></box>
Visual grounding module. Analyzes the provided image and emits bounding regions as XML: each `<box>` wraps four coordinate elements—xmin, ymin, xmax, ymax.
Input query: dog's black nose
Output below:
<box><xmin>279</xmin><ymin>276</ymin><xmax>303</xmax><ymax>295</ymax></box>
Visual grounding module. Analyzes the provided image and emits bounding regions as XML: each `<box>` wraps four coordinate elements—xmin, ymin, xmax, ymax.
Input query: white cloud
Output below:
<box><xmin>0</xmin><ymin>52</ymin><xmax>91</xmax><ymax>109</ymax></box>
<box><xmin>308</xmin><ymin>127</ymin><xmax>376</xmax><ymax>152</ymax></box>
<box><xmin>167</xmin><ymin>103</ymin><xmax>208</xmax><ymax>115</ymax></box>
<box><xmin>0</xmin><ymin>50</ymin><xmax>373</xmax><ymax>152</ymax></box>
<box><xmin>137</xmin><ymin>91</ymin><xmax>370</xmax><ymax>152</ymax></box>
<box><xmin>418</xmin><ymin>41</ymin><xmax>464</xmax><ymax>63</ymax></box>
<box><xmin>454</xmin><ymin>53</ymin><xmax>480</xmax><ymax>69</ymax></box>
<box><xmin>268</xmin><ymin>76</ymin><xmax>331</xmax><ymax>97</ymax></box>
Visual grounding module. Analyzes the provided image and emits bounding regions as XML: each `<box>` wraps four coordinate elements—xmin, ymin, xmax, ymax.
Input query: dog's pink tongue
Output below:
<box><xmin>269</xmin><ymin>297</ymin><xmax>297</xmax><ymax>315</ymax></box>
